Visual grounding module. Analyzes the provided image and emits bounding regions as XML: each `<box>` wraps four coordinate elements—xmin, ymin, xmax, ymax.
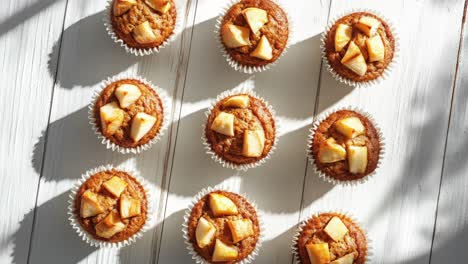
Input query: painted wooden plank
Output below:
<box><xmin>157</xmin><ymin>0</ymin><xmax>331</xmax><ymax>263</ymax></box>
<box><xmin>431</xmin><ymin>2</ymin><xmax>468</xmax><ymax>263</ymax></box>
<box><xmin>0</xmin><ymin>0</ymin><xmax>68</xmax><ymax>263</ymax></box>
<box><xmin>299</xmin><ymin>1</ymin><xmax>465</xmax><ymax>264</ymax></box>
<box><xmin>26</xmin><ymin>0</ymin><xmax>194</xmax><ymax>263</ymax></box>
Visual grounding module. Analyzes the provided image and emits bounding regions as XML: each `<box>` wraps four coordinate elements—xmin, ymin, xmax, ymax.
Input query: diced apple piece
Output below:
<box><xmin>115</xmin><ymin>84</ymin><xmax>142</xmax><ymax>109</ymax></box>
<box><xmin>334</xmin><ymin>24</ymin><xmax>352</xmax><ymax>52</ymax></box>
<box><xmin>100</xmin><ymin>102</ymin><xmax>125</xmax><ymax>136</ymax></box>
<box><xmin>95</xmin><ymin>211</ymin><xmax>126</xmax><ymax>239</ymax></box>
<box><xmin>242</xmin><ymin>129</ymin><xmax>265</xmax><ymax>158</ymax></box>
<box><xmin>306</xmin><ymin>243</ymin><xmax>331</xmax><ymax>264</ymax></box>
<box><xmin>324</xmin><ymin>216</ymin><xmax>349</xmax><ymax>242</ymax></box>
<box><xmin>334</xmin><ymin>117</ymin><xmax>365</xmax><ymax>139</ymax></box>
<box><xmin>318</xmin><ymin>138</ymin><xmax>346</xmax><ymax>163</ymax></box>
<box><xmin>366</xmin><ymin>35</ymin><xmax>385</xmax><ymax>62</ymax></box>
<box><xmin>228</xmin><ymin>219</ymin><xmax>254</xmax><ymax>243</ymax></box>
<box><xmin>130</xmin><ymin>112</ymin><xmax>157</xmax><ymax>142</ymax></box>
<box><xmin>195</xmin><ymin>217</ymin><xmax>217</xmax><ymax>248</ymax></box>
<box><xmin>251</xmin><ymin>35</ymin><xmax>273</xmax><ymax>60</ymax></box>
<box><xmin>80</xmin><ymin>190</ymin><xmax>105</xmax><ymax>218</ymax></box>
<box><xmin>209</xmin><ymin>193</ymin><xmax>238</xmax><ymax>217</ymax></box>
<box><xmin>330</xmin><ymin>252</ymin><xmax>358</xmax><ymax>264</ymax></box>
<box><xmin>355</xmin><ymin>16</ymin><xmax>381</xmax><ymax>37</ymax></box>
<box><xmin>242</xmin><ymin>7</ymin><xmax>268</xmax><ymax>34</ymax></box>
<box><xmin>132</xmin><ymin>21</ymin><xmax>158</xmax><ymax>44</ymax></box>
<box><xmin>221</xmin><ymin>23</ymin><xmax>250</xmax><ymax>48</ymax></box>
<box><xmin>343</xmin><ymin>54</ymin><xmax>367</xmax><ymax>76</ymax></box>
<box><xmin>347</xmin><ymin>145</ymin><xmax>368</xmax><ymax>174</ymax></box>
<box><xmin>120</xmin><ymin>195</ymin><xmax>141</xmax><ymax>219</ymax></box>
<box><xmin>341</xmin><ymin>41</ymin><xmax>361</xmax><ymax>64</ymax></box>
<box><xmin>210</xmin><ymin>112</ymin><xmax>235</xmax><ymax>137</ymax></box>
<box><xmin>113</xmin><ymin>0</ymin><xmax>137</xmax><ymax>16</ymax></box>
<box><xmin>223</xmin><ymin>95</ymin><xmax>250</xmax><ymax>108</ymax></box>
<box><xmin>102</xmin><ymin>176</ymin><xmax>128</xmax><ymax>197</ymax></box>
<box><xmin>145</xmin><ymin>0</ymin><xmax>171</xmax><ymax>14</ymax></box>
<box><xmin>212</xmin><ymin>239</ymin><xmax>239</xmax><ymax>262</ymax></box>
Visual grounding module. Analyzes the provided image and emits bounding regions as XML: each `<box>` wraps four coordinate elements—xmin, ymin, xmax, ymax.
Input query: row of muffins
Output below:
<box><xmin>70</xmin><ymin>166</ymin><xmax>369</xmax><ymax>264</ymax></box>
<box><xmin>107</xmin><ymin>0</ymin><xmax>397</xmax><ymax>84</ymax></box>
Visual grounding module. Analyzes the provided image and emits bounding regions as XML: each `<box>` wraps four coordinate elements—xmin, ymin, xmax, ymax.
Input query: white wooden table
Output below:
<box><xmin>1</xmin><ymin>0</ymin><xmax>467</xmax><ymax>263</ymax></box>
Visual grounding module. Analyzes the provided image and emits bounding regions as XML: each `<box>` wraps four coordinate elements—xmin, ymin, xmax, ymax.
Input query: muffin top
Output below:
<box><xmin>75</xmin><ymin>169</ymin><xmax>147</xmax><ymax>242</ymax></box>
<box><xmin>324</xmin><ymin>12</ymin><xmax>395</xmax><ymax>82</ymax></box>
<box><xmin>205</xmin><ymin>94</ymin><xmax>276</xmax><ymax>165</ymax></box>
<box><xmin>220</xmin><ymin>0</ymin><xmax>289</xmax><ymax>67</ymax></box>
<box><xmin>94</xmin><ymin>78</ymin><xmax>164</xmax><ymax>148</ymax></box>
<box><xmin>188</xmin><ymin>190</ymin><xmax>260</xmax><ymax>263</ymax></box>
<box><xmin>296</xmin><ymin>213</ymin><xmax>367</xmax><ymax>264</ymax></box>
<box><xmin>311</xmin><ymin>110</ymin><xmax>381</xmax><ymax>181</ymax></box>
<box><xmin>111</xmin><ymin>0</ymin><xmax>177</xmax><ymax>49</ymax></box>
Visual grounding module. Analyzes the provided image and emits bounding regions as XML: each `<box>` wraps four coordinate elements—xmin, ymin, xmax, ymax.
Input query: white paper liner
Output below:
<box><xmin>89</xmin><ymin>73</ymin><xmax>171</xmax><ymax>154</ymax></box>
<box><xmin>292</xmin><ymin>211</ymin><xmax>373</xmax><ymax>264</ymax></box>
<box><xmin>104</xmin><ymin>0</ymin><xmax>183</xmax><ymax>56</ymax></box>
<box><xmin>215</xmin><ymin>0</ymin><xmax>294</xmax><ymax>73</ymax></box>
<box><xmin>67</xmin><ymin>164</ymin><xmax>153</xmax><ymax>248</ymax></box>
<box><xmin>182</xmin><ymin>186</ymin><xmax>264</xmax><ymax>264</ymax></box>
<box><xmin>307</xmin><ymin>107</ymin><xmax>386</xmax><ymax>186</ymax></box>
<box><xmin>202</xmin><ymin>87</ymin><xmax>279</xmax><ymax>171</ymax></box>
<box><xmin>321</xmin><ymin>9</ymin><xmax>400</xmax><ymax>87</ymax></box>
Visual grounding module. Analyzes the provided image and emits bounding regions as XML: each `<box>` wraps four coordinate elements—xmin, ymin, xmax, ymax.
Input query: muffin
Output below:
<box><xmin>294</xmin><ymin>212</ymin><xmax>368</xmax><ymax>264</ymax></box>
<box><xmin>204</xmin><ymin>93</ymin><xmax>276</xmax><ymax>169</ymax></box>
<box><xmin>310</xmin><ymin>110</ymin><xmax>381</xmax><ymax>182</ymax></box>
<box><xmin>323</xmin><ymin>11</ymin><xmax>396</xmax><ymax>84</ymax></box>
<box><xmin>110</xmin><ymin>0</ymin><xmax>177</xmax><ymax>51</ymax></box>
<box><xmin>186</xmin><ymin>190</ymin><xmax>261</xmax><ymax>263</ymax></box>
<box><xmin>219</xmin><ymin>0</ymin><xmax>289</xmax><ymax>71</ymax></box>
<box><xmin>71</xmin><ymin>168</ymin><xmax>149</xmax><ymax>245</ymax></box>
<box><xmin>92</xmin><ymin>78</ymin><xmax>165</xmax><ymax>153</ymax></box>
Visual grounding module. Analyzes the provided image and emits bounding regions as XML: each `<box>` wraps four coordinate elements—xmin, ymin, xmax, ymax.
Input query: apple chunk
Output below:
<box><xmin>334</xmin><ymin>117</ymin><xmax>365</xmax><ymax>139</ymax></box>
<box><xmin>355</xmin><ymin>16</ymin><xmax>381</xmax><ymax>37</ymax></box>
<box><xmin>115</xmin><ymin>84</ymin><xmax>141</xmax><ymax>108</ymax></box>
<box><xmin>145</xmin><ymin>0</ymin><xmax>171</xmax><ymax>14</ymax></box>
<box><xmin>347</xmin><ymin>145</ymin><xmax>368</xmax><ymax>174</ymax></box>
<box><xmin>242</xmin><ymin>129</ymin><xmax>265</xmax><ymax>158</ymax></box>
<box><xmin>132</xmin><ymin>21</ymin><xmax>158</xmax><ymax>44</ymax></box>
<box><xmin>80</xmin><ymin>190</ymin><xmax>105</xmax><ymax>218</ymax></box>
<box><xmin>330</xmin><ymin>252</ymin><xmax>358</xmax><ymax>264</ymax></box>
<box><xmin>335</xmin><ymin>23</ymin><xmax>352</xmax><ymax>52</ymax></box>
<box><xmin>318</xmin><ymin>137</ymin><xmax>346</xmax><ymax>163</ymax></box>
<box><xmin>210</xmin><ymin>112</ymin><xmax>235</xmax><ymax>137</ymax></box>
<box><xmin>195</xmin><ymin>217</ymin><xmax>217</xmax><ymax>248</ymax></box>
<box><xmin>221</xmin><ymin>23</ymin><xmax>251</xmax><ymax>48</ymax></box>
<box><xmin>242</xmin><ymin>7</ymin><xmax>268</xmax><ymax>34</ymax></box>
<box><xmin>343</xmin><ymin>54</ymin><xmax>367</xmax><ymax>76</ymax></box>
<box><xmin>324</xmin><ymin>216</ymin><xmax>349</xmax><ymax>241</ymax></box>
<box><xmin>120</xmin><ymin>195</ymin><xmax>141</xmax><ymax>219</ymax></box>
<box><xmin>100</xmin><ymin>102</ymin><xmax>125</xmax><ymax>136</ymax></box>
<box><xmin>95</xmin><ymin>211</ymin><xmax>126</xmax><ymax>239</ymax></box>
<box><xmin>113</xmin><ymin>0</ymin><xmax>137</xmax><ymax>16</ymax></box>
<box><xmin>366</xmin><ymin>35</ymin><xmax>385</xmax><ymax>62</ymax></box>
<box><xmin>223</xmin><ymin>95</ymin><xmax>250</xmax><ymax>108</ymax></box>
<box><xmin>212</xmin><ymin>239</ymin><xmax>239</xmax><ymax>262</ymax></box>
<box><xmin>228</xmin><ymin>219</ymin><xmax>254</xmax><ymax>243</ymax></box>
<box><xmin>306</xmin><ymin>243</ymin><xmax>331</xmax><ymax>264</ymax></box>
<box><xmin>251</xmin><ymin>35</ymin><xmax>273</xmax><ymax>61</ymax></box>
<box><xmin>209</xmin><ymin>193</ymin><xmax>238</xmax><ymax>217</ymax></box>
<box><xmin>103</xmin><ymin>176</ymin><xmax>128</xmax><ymax>197</ymax></box>
<box><xmin>341</xmin><ymin>41</ymin><xmax>361</xmax><ymax>64</ymax></box>
<box><xmin>130</xmin><ymin>112</ymin><xmax>157</xmax><ymax>142</ymax></box>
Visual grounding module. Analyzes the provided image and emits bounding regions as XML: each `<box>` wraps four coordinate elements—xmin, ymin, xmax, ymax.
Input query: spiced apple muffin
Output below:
<box><xmin>205</xmin><ymin>93</ymin><xmax>276</xmax><ymax>167</ymax></box>
<box><xmin>310</xmin><ymin>110</ymin><xmax>381</xmax><ymax>182</ymax></box>
<box><xmin>295</xmin><ymin>212</ymin><xmax>368</xmax><ymax>264</ymax></box>
<box><xmin>219</xmin><ymin>0</ymin><xmax>289</xmax><ymax>67</ymax></box>
<box><xmin>187</xmin><ymin>190</ymin><xmax>261</xmax><ymax>263</ymax></box>
<box><xmin>74</xmin><ymin>169</ymin><xmax>148</xmax><ymax>243</ymax></box>
<box><xmin>111</xmin><ymin>0</ymin><xmax>177</xmax><ymax>49</ymax></box>
<box><xmin>323</xmin><ymin>12</ymin><xmax>395</xmax><ymax>83</ymax></box>
<box><xmin>93</xmin><ymin>78</ymin><xmax>165</xmax><ymax>150</ymax></box>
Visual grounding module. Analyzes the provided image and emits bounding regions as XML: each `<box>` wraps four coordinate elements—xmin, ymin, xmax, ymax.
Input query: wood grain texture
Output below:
<box><xmin>431</xmin><ymin>2</ymin><xmax>468</xmax><ymax>263</ymax></box>
<box><xmin>0</xmin><ymin>0</ymin><xmax>67</xmax><ymax>263</ymax></box>
<box><xmin>299</xmin><ymin>1</ymin><xmax>466</xmax><ymax>264</ymax></box>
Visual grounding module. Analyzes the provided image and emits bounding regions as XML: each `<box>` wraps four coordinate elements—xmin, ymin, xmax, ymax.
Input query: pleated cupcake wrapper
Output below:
<box><xmin>67</xmin><ymin>164</ymin><xmax>154</xmax><ymax>248</ymax></box>
<box><xmin>89</xmin><ymin>74</ymin><xmax>171</xmax><ymax>154</ymax></box>
<box><xmin>215</xmin><ymin>0</ymin><xmax>294</xmax><ymax>74</ymax></box>
<box><xmin>292</xmin><ymin>210</ymin><xmax>373</xmax><ymax>264</ymax></box>
<box><xmin>307</xmin><ymin>106</ymin><xmax>386</xmax><ymax>186</ymax></box>
<box><xmin>104</xmin><ymin>0</ymin><xmax>183</xmax><ymax>56</ymax></box>
<box><xmin>182</xmin><ymin>186</ymin><xmax>265</xmax><ymax>264</ymax></box>
<box><xmin>321</xmin><ymin>8</ymin><xmax>400</xmax><ymax>88</ymax></box>
<box><xmin>202</xmin><ymin>87</ymin><xmax>279</xmax><ymax>171</ymax></box>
